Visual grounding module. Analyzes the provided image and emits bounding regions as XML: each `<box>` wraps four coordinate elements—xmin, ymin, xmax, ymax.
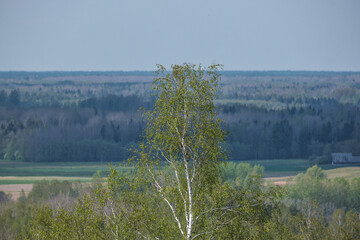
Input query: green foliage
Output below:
<box><xmin>221</xmin><ymin>162</ymin><xmax>264</xmax><ymax>186</ymax></box>
<box><xmin>343</xmin><ymin>210</ymin><xmax>360</xmax><ymax>239</ymax></box>
<box><xmin>96</xmin><ymin>165</ymin><xmax>281</xmax><ymax>239</ymax></box>
<box><xmin>0</xmin><ymin>199</ymin><xmax>32</xmax><ymax>240</ymax></box>
<box><xmin>132</xmin><ymin>63</ymin><xmax>232</xmax><ymax>238</ymax></box>
<box><xmin>91</xmin><ymin>170</ymin><xmax>104</xmax><ymax>187</ymax></box>
<box><xmin>287</xmin><ymin>165</ymin><xmax>360</xmax><ymax>211</ymax></box>
<box><xmin>143</xmin><ymin>63</ymin><xmax>227</xmax><ymax>172</ymax></box>
<box><xmin>22</xmin><ymin>196</ymin><xmax>106</xmax><ymax>240</ymax></box>
<box><xmin>119</xmin><ymin>64</ymin><xmax>282</xmax><ymax>239</ymax></box>
<box><xmin>1</xmin><ymin>164</ymin><xmax>360</xmax><ymax>239</ymax></box>
<box><xmin>27</xmin><ymin>180</ymin><xmax>81</xmax><ymax>202</ymax></box>
<box><xmin>304</xmin><ymin>165</ymin><xmax>326</xmax><ymax>180</ymax></box>
<box><xmin>292</xmin><ymin>203</ymin><xmax>329</xmax><ymax>240</ymax></box>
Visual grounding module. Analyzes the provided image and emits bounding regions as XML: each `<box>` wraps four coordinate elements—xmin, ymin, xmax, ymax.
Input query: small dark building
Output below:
<box><xmin>332</xmin><ymin>153</ymin><xmax>360</xmax><ymax>165</ymax></box>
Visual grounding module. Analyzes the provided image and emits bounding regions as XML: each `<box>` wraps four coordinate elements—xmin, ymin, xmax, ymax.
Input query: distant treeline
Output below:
<box><xmin>0</xmin><ymin>71</ymin><xmax>154</xmax><ymax>80</ymax></box>
<box><xmin>1</xmin><ymin>93</ymin><xmax>359</xmax><ymax>162</ymax></box>
<box><xmin>222</xmin><ymin>101</ymin><xmax>360</xmax><ymax>161</ymax></box>
<box><xmin>0</xmin><ymin>95</ymin><xmax>146</xmax><ymax>162</ymax></box>
<box><xmin>1</xmin><ymin>70</ymin><xmax>359</xmax><ymax>79</ymax></box>
<box><xmin>79</xmin><ymin>94</ymin><xmax>154</xmax><ymax>112</ymax></box>
<box><xmin>0</xmin><ymin>71</ymin><xmax>359</xmax><ymax>162</ymax></box>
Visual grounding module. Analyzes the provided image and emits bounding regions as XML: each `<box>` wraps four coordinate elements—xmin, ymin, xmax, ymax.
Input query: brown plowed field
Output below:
<box><xmin>0</xmin><ymin>184</ymin><xmax>33</xmax><ymax>200</ymax></box>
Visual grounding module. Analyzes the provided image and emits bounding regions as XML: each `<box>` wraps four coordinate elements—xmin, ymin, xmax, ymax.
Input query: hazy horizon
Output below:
<box><xmin>1</xmin><ymin>0</ymin><xmax>360</xmax><ymax>72</ymax></box>
<box><xmin>1</xmin><ymin>70</ymin><xmax>360</xmax><ymax>73</ymax></box>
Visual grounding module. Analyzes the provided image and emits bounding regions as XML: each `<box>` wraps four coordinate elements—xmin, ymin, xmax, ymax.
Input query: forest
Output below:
<box><xmin>0</xmin><ymin>64</ymin><xmax>360</xmax><ymax>239</ymax></box>
<box><xmin>0</xmin><ymin>70</ymin><xmax>359</xmax><ymax>163</ymax></box>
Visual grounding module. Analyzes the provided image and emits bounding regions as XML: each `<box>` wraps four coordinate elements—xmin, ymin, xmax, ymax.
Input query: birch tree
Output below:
<box><xmin>134</xmin><ymin>63</ymin><xmax>227</xmax><ymax>239</ymax></box>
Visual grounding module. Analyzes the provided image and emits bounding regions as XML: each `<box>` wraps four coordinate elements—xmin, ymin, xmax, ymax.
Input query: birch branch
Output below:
<box><xmin>147</xmin><ymin>168</ymin><xmax>185</xmax><ymax>238</ymax></box>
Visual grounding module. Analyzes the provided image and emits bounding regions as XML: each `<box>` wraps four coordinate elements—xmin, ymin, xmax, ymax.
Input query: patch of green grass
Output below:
<box><xmin>0</xmin><ymin>161</ymin><xmax>133</xmax><ymax>177</ymax></box>
<box><xmin>0</xmin><ymin>180</ymin><xmax>39</xmax><ymax>185</ymax></box>
<box><xmin>325</xmin><ymin>167</ymin><xmax>360</xmax><ymax>180</ymax></box>
<box><xmin>1</xmin><ymin>159</ymin><xmax>355</xmax><ymax>181</ymax></box>
<box><xmin>232</xmin><ymin>159</ymin><xmax>341</xmax><ymax>177</ymax></box>
<box><xmin>0</xmin><ymin>178</ymin><xmax>92</xmax><ymax>185</ymax></box>
<box><xmin>264</xmin><ymin>166</ymin><xmax>360</xmax><ymax>185</ymax></box>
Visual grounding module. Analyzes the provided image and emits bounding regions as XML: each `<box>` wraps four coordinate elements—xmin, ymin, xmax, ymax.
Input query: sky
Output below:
<box><xmin>0</xmin><ymin>0</ymin><xmax>359</xmax><ymax>71</ymax></box>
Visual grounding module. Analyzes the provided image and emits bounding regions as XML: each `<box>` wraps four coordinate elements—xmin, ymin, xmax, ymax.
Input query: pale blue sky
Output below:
<box><xmin>0</xmin><ymin>0</ymin><xmax>359</xmax><ymax>71</ymax></box>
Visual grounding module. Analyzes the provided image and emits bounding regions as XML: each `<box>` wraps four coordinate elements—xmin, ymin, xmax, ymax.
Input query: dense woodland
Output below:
<box><xmin>1</xmin><ymin>68</ymin><xmax>360</xmax><ymax>239</ymax></box>
<box><xmin>0</xmin><ymin>71</ymin><xmax>360</xmax><ymax>163</ymax></box>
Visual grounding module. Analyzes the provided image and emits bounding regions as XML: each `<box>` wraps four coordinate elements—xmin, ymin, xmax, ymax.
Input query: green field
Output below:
<box><xmin>264</xmin><ymin>167</ymin><xmax>360</xmax><ymax>185</ymax></box>
<box><xmin>0</xmin><ymin>161</ymin><xmax>134</xmax><ymax>184</ymax></box>
<box><xmin>237</xmin><ymin>159</ymin><xmax>339</xmax><ymax>177</ymax></box>
<box><xmin>323</xmin><ymin>167</ymin><xmax>360</xmax><ymax>180</ymax></box>
<box><xmin>0</xmin><ymin>176</ymin><xmax>93</xmax><ymax>185</ymax></box>
<box><xmin>0</xmin><ymin>159</ymin><xmax>356</xmax><ymax>185</ymax></box>
<box><xmin>1</xmin><ymin>159</ymin><xmax>315</xmax><ymax>178</ymax></box>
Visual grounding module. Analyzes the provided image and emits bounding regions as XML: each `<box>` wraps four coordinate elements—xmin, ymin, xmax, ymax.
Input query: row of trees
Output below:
<box><xmin>0</xmin><ymin>106</ymin><xmax>143</xmax><ymax>162</ymax></box>
<box><xmin>1</xmin><ymin>95</ymin><xmax>359</xmax><ymax>162</ymax></box>
<box><xmin>1</xmin><ymin>69</ymin><xmax>359</xmax><ymax>163</ymax></box>
<box><xmin>224</xmin><ymin>102</ymin><xmax>360</xmax><ymax>161</ymax></box>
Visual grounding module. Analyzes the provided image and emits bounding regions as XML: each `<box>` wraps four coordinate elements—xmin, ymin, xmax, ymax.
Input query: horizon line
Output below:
<box><xmin>1</xmin><ymin>69</ymin><xmax>360</xmax><ymax>73</ymax></box>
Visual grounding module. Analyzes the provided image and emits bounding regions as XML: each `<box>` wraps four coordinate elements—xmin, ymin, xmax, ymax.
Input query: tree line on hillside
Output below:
<box><xmin>0</xmin><ymin>70</ymin><xmax>359</xmax><ymax>163</ymax></box>
<box><xmin>0</xmin><ymin>92</ymin><xmax>359</xmax><ymax>162</ymax></box>
<box><xmin>222</xmin><ymin>101</ymin><xmax>360</xmax><ymax>162</ymax></box>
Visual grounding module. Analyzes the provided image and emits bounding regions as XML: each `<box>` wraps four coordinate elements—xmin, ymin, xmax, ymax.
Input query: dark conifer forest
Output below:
<box><xmin>1</xmin><ymin>71</ymin><xmax>359</xmax><ymax>163</ymax></box>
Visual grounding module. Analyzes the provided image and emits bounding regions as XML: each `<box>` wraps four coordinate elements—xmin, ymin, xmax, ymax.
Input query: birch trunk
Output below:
<box><xmin>185</xmin><ymin>161</ymin><xmax>193</xmax><ymax>240</ymax></box>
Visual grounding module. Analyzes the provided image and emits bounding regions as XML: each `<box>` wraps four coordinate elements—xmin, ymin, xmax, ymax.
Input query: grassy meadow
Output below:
<box><xmin>232</xmin><ymin>158</ymin><xmax>340</xmax><ymax>177</ymax></box>
<box><xmin>0</xmin><ymin>160</ymin><xmax>134</xmax><ymax>184</ymax></box>
<box><xmin>1</xmin><ymin>158</ymin><xmax>358</xmax><ymax>185</ymax></box>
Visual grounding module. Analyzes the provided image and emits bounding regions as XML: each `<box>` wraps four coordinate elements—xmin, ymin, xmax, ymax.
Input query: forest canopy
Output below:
<box><xmin>0</xmin><ymin>70</ymin><xmax>359</xmax><ymax>163</ymax></box>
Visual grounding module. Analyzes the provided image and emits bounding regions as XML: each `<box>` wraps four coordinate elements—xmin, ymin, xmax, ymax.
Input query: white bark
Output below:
<box><xmin>185</xmin><ymin>161</ymin><xmax>193</xmax><ymax>240</ymax></box>
<box><xmin>182</xmin><ymin>105</ymin><xmax>194</xmax><ymax>240</ymax></box>
<box><xmin>148</xmin><ymin>168</ymin><xmax>186</xmax><ymax>238</ymax></box>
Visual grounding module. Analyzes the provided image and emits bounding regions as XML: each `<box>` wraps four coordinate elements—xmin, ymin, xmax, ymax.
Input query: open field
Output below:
<box><xmin>0</xmin><ymin>159</ymin><xmax>357</xmax><ymax>185</ymax></box>
<box><xmin>0</xmin><ymin>159</ymin><xmax>359</xmax><ymax>200</ymax></box>
<box><xmin>0</xmin><ymin>161</ymin><xmax>134</xmax><ymax>181</ymax></box>
<box><xmin>264</xmin><ymin>167</ymin><xmax>360</xmax><ymax>185</ymax></box>
<box><xmin>0</xmin><ymin>159</ymin><xmax>350</xmax><ymax>179</ymax></box>
<box><xmin>320</xmin><ymin>167</ymin><xmax>360</xmax><ymax>180</ymax></box>
<box><xmin>235</xmin><ymin>159</ymin><xmax>340</xmax><ymax>177</ymax></box>
<box><xmin>0</xmin><ymin>176</ymin><xmax>93</xmax><ymax>185</ymax></box>
<box><xmin>0</xmin><ymin>184</ymin><xmax>33</xmax><ymax>200</ymax></box>
<box><xmin>0</xmin><ymin>159</ymin><xmax>348</xmax><ymax>181</ymax></box>
<box><xmin>0</xmin><ymin>177</ymin><xmax>93</xmax><ymax>200</ymax></box>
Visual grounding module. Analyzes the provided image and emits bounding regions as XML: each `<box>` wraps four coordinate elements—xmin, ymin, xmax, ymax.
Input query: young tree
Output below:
<box><xmin>135</xmin><ymin>63</ymin><xmax>227</xmax><ymax>239</ymax></box>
